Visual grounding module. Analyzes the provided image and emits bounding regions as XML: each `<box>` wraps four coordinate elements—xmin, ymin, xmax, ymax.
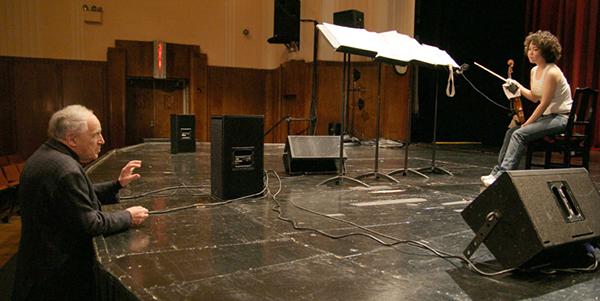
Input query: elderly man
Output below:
<box><xmin>12</xmin><ymin>105</ymin><xmax>149</xmax><ymax>300</ymax></box>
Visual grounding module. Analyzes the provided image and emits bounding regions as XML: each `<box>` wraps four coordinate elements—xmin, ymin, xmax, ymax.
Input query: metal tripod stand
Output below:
<box><xmin>318</xmin><ymin>53</ymin><xmax>369</xmax><ymax>187</ymax></box>
<box><xmin>356</xmin><ymin>63</ymin><xmax>399</xmax><ymax>183</ymax></box>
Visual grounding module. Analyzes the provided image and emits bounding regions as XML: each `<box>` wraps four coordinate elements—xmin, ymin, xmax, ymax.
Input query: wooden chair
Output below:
<box><xmin>525</xmin><ymin>87</ymin><xmax>599</xmax><ymax>170</ymax></box>
<box><xmin>7</xmin><ymin>154</ymin><xmax>24</xmax><ymax>164</ymax></box>
<box><xmin>0</xmin><ymin>168</ymin><xmax>16</xmax><ymax>223</ymax></box>
<box><xmin>0</xmin><ymin>155</ymin><xmax>9</xmax><ymax>166</ymax></box>
<box><xmin>1</xmin><ymin>164</ymin><xmax>20</xmax><ymax>187</ymax></box>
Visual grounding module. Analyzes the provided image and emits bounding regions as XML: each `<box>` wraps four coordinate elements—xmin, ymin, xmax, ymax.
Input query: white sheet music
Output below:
<box><xmin>317</xmin><ymin>23</ymin><xmax>458</xmax><ymax>68</ymax></box>
<box><xmin>317</xmin><ymin>23</ymin><xmax>384</xmax><ymax>57</ymax></box>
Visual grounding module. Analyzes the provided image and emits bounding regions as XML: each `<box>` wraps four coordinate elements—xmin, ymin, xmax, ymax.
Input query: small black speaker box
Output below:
<box><xmin>267</xmin><ymin>0</ymin><xmax>300</xmax><ymax>45</ymax></box>
<box><xmin>211</xmin><ymin>115</ymin><xmax>264</xmax><ymax>200</ymax></box>
<box><xmin>461</xmin><ymin>168</ymin><xmax>600</xmax><ymax>269</ymax></box>
<box><xmin>333</xmin><ymin>9</ymin><xmax>364</xmax><ymax>29</ymax></box>
<box><xmin>170</xmin><ymin>114</ymin><xmax>196</xmax><ymax>154</ymax></box>
<box><xmin>283</xmin><ymin>135</ymin><xmax>344</xmax><ymax>175</ymax></box>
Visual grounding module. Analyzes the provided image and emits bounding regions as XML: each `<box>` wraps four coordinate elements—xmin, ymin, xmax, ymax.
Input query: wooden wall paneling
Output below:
<box><xmin>281</xmin><ymin>61</ymin><xmax>311</xmax><ymax>137</ymax></box>
<box><xmin>190</xmin><ymin>52</ymin><xmax>208</xmax><ymax>142</ymax></box>
<box><xmin>13</xmin><ymin>59</ymin><xmax>60</xmax><ymax>157</ymax></box>
<box><xmin>207</xmin><ymin>66</ymin><xmax>267</xmax><ymax>115</ymax></box>
<box><xmin>381</xmin><ymin>64</ymin><xmax>409</xmax><ymax>141</ymax></box>
<box><xmin>167</xmin><ymin>43</ymin><xmax>197</xmax><ymax>79</ymax></box>
<box><xmin>152</xmin><ymin>81</ymin><xmax>185</xmax><ymax>138</ymax></box>
<box><xmin>264</xmin><ymin>68</ymin><xmax>281</xmax><ymax>143</ymax></box>
<box><xmin>115</xmin><ymin>40</ymin><xmax>153</xmax><ymax>78</ymax></box>
<box><xmin>0</xmin><ymin>58</ymin><xmax>14</xmax><ymax>155</ymax></box>
<box><xmin>314</xmin><ymin>61</ymin><xmax>343</xmax><ymax>136</ymax></box>
<box><xmin>125</xmin><ymin>79</ymin><xmax>155</xmax><ymax>145</ymax></box>
<box><xmin>107</xmin><ymin>47</ymin><xmax>127</xmax><ymax>149</ymax></box>
<box><xmin>347</xmin><ymin>62</ymin><xmax>377</xmax><ymax>140</ymax></box>
<box><xmin>61</xmin><ymin>61</ymin><xmax>108</xmax><ymax>146</ymax></box>
<box><xmin>207</xmin><ymin>66</ymin><xmax>268</xmax><ymax>141</ymax></box>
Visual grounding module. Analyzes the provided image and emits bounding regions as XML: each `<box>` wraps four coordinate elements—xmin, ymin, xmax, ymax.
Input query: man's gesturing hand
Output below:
<box><xmin>118</xmin><ymin>160</ymin><xmax>142</xmax><ymax>187</ymax></box>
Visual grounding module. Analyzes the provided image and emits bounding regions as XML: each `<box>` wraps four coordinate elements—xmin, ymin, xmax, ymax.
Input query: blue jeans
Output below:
<box><xmin>490</xmin><ymin>114</ymin><xmax>568</xmax><ymax>176</ymax></box>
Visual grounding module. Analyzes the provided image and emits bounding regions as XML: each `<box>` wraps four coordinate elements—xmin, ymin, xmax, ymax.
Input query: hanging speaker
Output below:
<box><xmin>461</xmin><ymin>168</ymin><xmax>600</xmax><ymax>269</ymax></box>
<box><xmin>267</xmin><ymin>0</ymin><xmax>300</xmax><ymax>47</ymax></box>
<box><xmin>283</xmin><ymin>135</ymin><xmax>344</xmax><ymax>175</ymax></box>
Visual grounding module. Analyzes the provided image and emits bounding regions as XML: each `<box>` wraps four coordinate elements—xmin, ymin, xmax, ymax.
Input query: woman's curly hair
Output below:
<box><xmin>524</xmin><ymin>30</ymin><xmax>562</xmax><ymax>63</ymax></box>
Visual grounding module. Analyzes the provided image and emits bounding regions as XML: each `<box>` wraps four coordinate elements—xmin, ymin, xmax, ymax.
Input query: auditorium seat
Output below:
<box><xmin>7</xmin><ymin>154</ymin><xmax>24</xmax><ymax>164</ymax></box>
<box><xmin>1</xmin><ymin>164</ymin><xmax>20</xmax><ymax>187</ymax></box>
<box><xmin>0</xmin><ymin>156</ymin><xmax>8</xmax><ymax>166</ymax></box>
<box><xmin>0</xmin><ymin>168</ymin><xmax>16</xmax><ymax>223</ymax></box>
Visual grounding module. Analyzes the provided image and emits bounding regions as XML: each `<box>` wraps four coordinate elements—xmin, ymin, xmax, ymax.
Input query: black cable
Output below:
<box><xmin>460</xmin><ymin>73</ymin><xmax>511</xmax><ymax>111</ymax></box>
<box><xmin>130</xmin><ymin>169</ymin><xmax>599</xmax><ymax>275</ymax></box>
<box><xmin>147</xmin><ymin>186</ymin><xmax>268</xmax><ymax>215</ymax></box>
<box><xmin>120</xmin><ymin>185</ymin><xmax>205</xmax><ymax>200</ymax></box>
<box><xmin>264</xmin><ymin>169</ymin><xmax>518</xmax><ymax>276</ymax></box>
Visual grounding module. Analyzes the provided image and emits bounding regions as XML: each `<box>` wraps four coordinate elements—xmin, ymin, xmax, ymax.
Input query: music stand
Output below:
<box><xmin>388</xmin><ymin>65</ymin><xmax>430</xmax><ymax>179</ymax></box>
<box><xmin>356</xmin><ymin>63</ymin><xmax>399</xmax><ymax>183</ymax></box>
<box><xmin>414</xmin><ymin>73</ymin><xmax>453</xmax><ymax>176</ymax></box>
<box><xmin>318</xmin><ymin>53</ymin><xmax>369</xmax><ymax>187</ymax></box>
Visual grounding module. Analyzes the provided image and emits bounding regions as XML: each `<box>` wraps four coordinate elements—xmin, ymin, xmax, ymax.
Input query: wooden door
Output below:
<box><xmin>126</xmin><ymin>78</ymin><xmax>186</xmax><ymax>145</ymax></box>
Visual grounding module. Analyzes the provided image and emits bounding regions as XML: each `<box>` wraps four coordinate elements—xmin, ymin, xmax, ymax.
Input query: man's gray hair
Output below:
<box><xmin>48</xmin><ymin>105</ymin><xmax>94</xmax><ymax>140</ymax></box>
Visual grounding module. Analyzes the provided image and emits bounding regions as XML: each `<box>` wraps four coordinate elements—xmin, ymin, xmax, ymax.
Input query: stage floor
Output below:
<box><xmin>90</xmin><ymin>141</ymin><xmax>600</xmax><ymax>300</ymax></box>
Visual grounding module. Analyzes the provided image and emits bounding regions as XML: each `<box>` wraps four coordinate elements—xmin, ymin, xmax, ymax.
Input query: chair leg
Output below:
<box><xmin>583</xmin><ymin>150</ymin><xmax>590</xmax><ymax>170</ymax></box>
<box><xmin>544</xmin><ymin>148</ymin><xmax>553</xmax><ymax>169</ymax></box>
<box><xmin>563</xmin><ymin>149</ymin><xmax>572</xmax><ymax>168</ymax></box>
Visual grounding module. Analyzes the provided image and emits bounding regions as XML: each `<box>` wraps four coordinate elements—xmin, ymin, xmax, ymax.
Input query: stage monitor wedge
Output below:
<box><xmin>461</xmin><ymin>168</ymin><xmax>600</xmax><ymax>269</ymax></box>
<box><xmin>283</xmin><ymin>135</ymin><xmax>344</xmax><ymax>175</ymax></box>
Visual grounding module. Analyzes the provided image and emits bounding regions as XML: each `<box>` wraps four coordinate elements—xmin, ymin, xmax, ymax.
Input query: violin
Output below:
<box><xmin>507</xmin><ymin>59</ymin><xmax>525</xmax><ymax>125</ymax></box>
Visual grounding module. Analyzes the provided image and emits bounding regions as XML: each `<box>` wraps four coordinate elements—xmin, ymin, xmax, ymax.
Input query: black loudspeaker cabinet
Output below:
<box><xmin>283</xmin><ymin>135</ymin><xmax>345</xmax><ymax>175</ymax></box>
<box><xmin>211</xmin><ymin>115</ymin><xmax>264</xmax><ymax>200</ymax></box>
<box><xmin>461</xmin><ymin>168</ymin><xmax>600</xmax><ymax>269</ymax></box>
<box><xmin>267</xmin><ymin>0</ymin><xmax>300</xmax><ymax>45</ymax></box>
<box><xmin>170</xmin><ymin>114</ymin><xmax>196</xmax><ymax>154</ymax></box>
<box><xmin>333</xmin><ymin>9</ymin><xmax>364</xmax><ymax>29</ymax></box>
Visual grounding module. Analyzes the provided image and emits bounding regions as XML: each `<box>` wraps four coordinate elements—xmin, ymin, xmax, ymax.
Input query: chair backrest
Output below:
<box><xmin>0</xmin><ymin>156</ymin><xmax>8</xmax><ymax>166</ymax></box>
<box><xmin>564</xmin><ymin>87</ymin><xmax>599</xmax><ymax>148</ymax></box>
<box><xmin>1</xmin><ymin>164</ymin><xmax>20</xmax><ymax>184</ymax></box>
<box><xmin>7</xmin><ymin>154</ymin><xmax>24</xmax><ymax>164</ymax></box>
<box><xmin>0</xmin><ymin>169</ymin><xmax>9</xmax><ymax>190</ymax></box>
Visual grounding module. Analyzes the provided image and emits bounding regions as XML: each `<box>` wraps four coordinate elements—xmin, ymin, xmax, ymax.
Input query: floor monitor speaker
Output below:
<box><xmin>170</xmin><ymin>114</ymin><xmax>196</xmax><ymax>154</ymax></box>
<box><xmin>283</xmin><ymin>135</ymin><xmax>345</xmax><ymax>175</ymax></box>
<box><xmin>211</xmin><ymin>115</ymin><xmax>264</xmax><ymax>200</ymax></box>
<box><xmin>461</xmin><ymin>168</ymin><xmax>600</xmax><ymax>269</ymax></box>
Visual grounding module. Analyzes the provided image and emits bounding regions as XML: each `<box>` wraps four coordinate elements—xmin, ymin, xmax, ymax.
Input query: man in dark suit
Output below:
<box><xmin>12</xmin><ymin>105</ymin><xmax>149</xmax><ymax>300</ymax></box>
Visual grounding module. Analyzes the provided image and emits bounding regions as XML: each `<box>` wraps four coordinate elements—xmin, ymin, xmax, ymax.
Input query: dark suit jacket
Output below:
<box><xmin>12</xmin><ymin>139</ymin><xmax>132</xmax><ymax>301</ymax></box>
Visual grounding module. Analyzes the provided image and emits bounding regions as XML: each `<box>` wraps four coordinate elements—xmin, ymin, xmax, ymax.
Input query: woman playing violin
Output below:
<box><xmin>481</xmin><ymin>30</ymin><xmax>573</xmax><ymax>186</ymax></box>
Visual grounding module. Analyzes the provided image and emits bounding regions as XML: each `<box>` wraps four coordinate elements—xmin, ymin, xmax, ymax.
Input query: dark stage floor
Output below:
<box><xmin>89</xmin><ymin>141</ymin><xmax>600</xmax><ymax>300</ymax></box>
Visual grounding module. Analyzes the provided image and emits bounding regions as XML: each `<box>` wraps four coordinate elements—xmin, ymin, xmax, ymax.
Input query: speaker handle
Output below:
<box><xmin>463</xmin><ymin>211</ymin><xmax>502</xmax><ymax>259</ymax></box>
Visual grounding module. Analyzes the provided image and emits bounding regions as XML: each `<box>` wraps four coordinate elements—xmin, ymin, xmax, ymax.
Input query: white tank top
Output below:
<box><xmin>530</xmin><ymin>64</ymin><xmax>572</xmax><ymax>115</ymax></box>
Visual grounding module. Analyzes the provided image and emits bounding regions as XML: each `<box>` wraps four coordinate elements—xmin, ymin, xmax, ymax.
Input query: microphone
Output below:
<box><xmin>455</xmin><ymin>63</ymin><xmax>470</xmax><ymax>74</ymax></box>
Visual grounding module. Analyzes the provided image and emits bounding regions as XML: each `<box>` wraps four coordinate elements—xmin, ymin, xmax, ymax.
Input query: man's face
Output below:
<box><xmin>70</xmin><ymin>115</ymin><xmax>105</xmax><ymax>163</ymax></box>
